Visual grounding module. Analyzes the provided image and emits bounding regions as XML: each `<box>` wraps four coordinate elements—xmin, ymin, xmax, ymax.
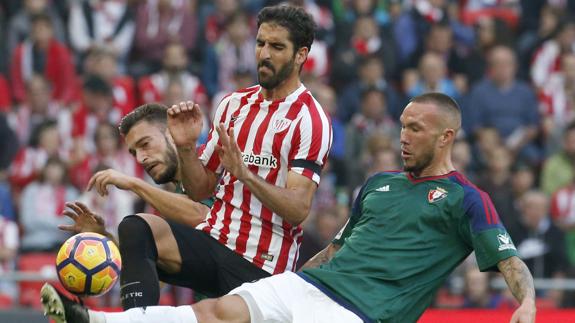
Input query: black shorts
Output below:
<box><xmin>157</xmin><ymin>219</ymin><xmax>271</xmax><ymax>297</ymax></box>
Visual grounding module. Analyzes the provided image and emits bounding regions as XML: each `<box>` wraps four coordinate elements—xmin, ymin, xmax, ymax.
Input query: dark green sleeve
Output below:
<box><xmin>471</xmin><ymin>228</ymin><xmax>518</xmax><ymax>272</ymax></box>
<box><xmin>332</xmin><ymin>183</ymin><xmax>368</xmax><ymax>245</ymax></box>
<box><xmin>200</xmin><ymin>197</ymin><xmax>215</xmax><ymax>208</ymax></box>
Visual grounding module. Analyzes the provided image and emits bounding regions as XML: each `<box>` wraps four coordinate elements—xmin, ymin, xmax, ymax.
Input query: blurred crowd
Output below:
<box><xmin>0</xmin><ymin>0</ymin><xmax>574</xmax><ymax>311</ymax></box>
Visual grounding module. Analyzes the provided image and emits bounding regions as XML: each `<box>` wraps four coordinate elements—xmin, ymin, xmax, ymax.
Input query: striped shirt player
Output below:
<box><xmin>197</xmin><ymin>83</ymin><xmax>332</xmax><ymax>274</ymax></box>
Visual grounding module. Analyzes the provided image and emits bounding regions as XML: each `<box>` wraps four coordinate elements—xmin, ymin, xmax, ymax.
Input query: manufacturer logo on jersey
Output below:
<box><xmin>376</xmin><ymin>185</ymin><xmax>390</xmax><ymax>192</ymax></box>
<box><xmin>242</xmin><ymin>152</ymin><xmax>278</xmax><ymax>168</ymax></box>
<box><xmin>260</xmin><ymin>253</ymin><xmax>274</xmax><ymax>261</ymax></box>
<box><xmin>497</xmin><ymin>233</ymin><xmax>516</xmax><ymax>251</ymax></box>
<box><xmin>428</xmin><ymin>187</ymin><xmax>448</xmax><ymax>203</ymax></box>
<box><xmin>272</xmin><ymin>117</ymin><xmax>292</xmax><ymax>133</ymax></box>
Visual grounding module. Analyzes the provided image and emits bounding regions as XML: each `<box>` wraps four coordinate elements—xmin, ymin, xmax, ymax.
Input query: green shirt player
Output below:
<box><xmin>42</xmin><ymin>93</ymin><xmax>536</xmax><ymax>323</ymax></box>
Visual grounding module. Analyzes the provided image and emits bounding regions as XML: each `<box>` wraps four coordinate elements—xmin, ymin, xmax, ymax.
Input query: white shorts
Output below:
<box><xmin>228</xmin><ymin>271</ymin><xmax>363</xmax><ymax>323</ymax></box>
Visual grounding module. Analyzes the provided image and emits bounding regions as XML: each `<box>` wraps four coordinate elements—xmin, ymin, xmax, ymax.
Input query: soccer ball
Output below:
<box><xmin>56</xmin><ymin>232</ymin><xmax>122</xmax><ymax>296</ymax></box>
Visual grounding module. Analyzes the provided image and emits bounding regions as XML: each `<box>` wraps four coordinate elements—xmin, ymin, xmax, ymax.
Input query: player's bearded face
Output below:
<box><xmin>152</xmin><ymin>134</ymin><xmax>178</xmax><ymax>184</ymax></box>
<box><xmin>258</xmin><ymin>55</ymin><xmax>295</xmax><ymax>90</ymax></box>
<box><xmin>402</xmin><ymin>143</ymin><xmax>435</xmax><ymax>175</ymax></box>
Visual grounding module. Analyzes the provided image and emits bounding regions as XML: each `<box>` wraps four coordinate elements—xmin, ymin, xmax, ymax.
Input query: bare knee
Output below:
<box><xmin>193</xmin><ymin>296</ymin><xmax>250</xmax><ymax>323</ymax></box>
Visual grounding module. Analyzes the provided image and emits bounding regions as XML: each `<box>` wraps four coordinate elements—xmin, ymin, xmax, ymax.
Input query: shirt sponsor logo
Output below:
<box><xmin>497</xmin><ymin>233</ymin><xmax>516</xmax><ymax>251</ymax></box>
<box><xmin>242</xmin><ymin>152</ymin><xmax>278</xmax><ymax>168</ymax></box>
<box><xmin>428</xmin><ymin>187</ymin><xmax>448</xmax><ymax>203</ymax></box>
<box><xmin>272</xmin><ymin>117</ymin><xmax>292</xmax><ymax>133</ymax></box>
<box><xmin>376</xmin><ymin>185</ymin><xmax>390</xmax><ymax>192</ymax></box>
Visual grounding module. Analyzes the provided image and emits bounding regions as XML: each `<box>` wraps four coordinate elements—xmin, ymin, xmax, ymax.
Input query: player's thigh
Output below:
<box><xmin>229</xmin><ymin>272</ymin><xmax>363</xmax><ymax>323</ymax></box>
<box><xmin>193</xmin><ymin>296</ymin><xmax>251</xmax><ymax>323</ymax></box>
<box><xmin>135</xmin><ymin>213</ymin><xmax>182</xmax><ymax>273</ymax></box>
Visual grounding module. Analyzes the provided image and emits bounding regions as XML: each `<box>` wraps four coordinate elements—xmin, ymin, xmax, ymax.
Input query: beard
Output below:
<box><xmin>257</xmin><ymin>57</ymin><xmax>295</xmax><ymax>90</ymax></box>
<box><xmin>152</xmin><ymin>136</ymin><xmax>179</xmax><ymax>184</ymax></box>
<box><xmin>403</xmin><ymin>148</ymin><xmax>435</xmax><ymax>177</ymax></box>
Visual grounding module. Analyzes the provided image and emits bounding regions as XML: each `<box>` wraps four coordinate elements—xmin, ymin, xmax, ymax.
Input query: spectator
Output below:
<box><xmin>9</xmin><ymin>120</ymin><xmax>66</xmax><ymax>194</ymax></box>
<box><xmin>131</xmin><ymin>0</ymin><xmax>198</xmax><ymax>77</ymax></box>
<box><xmin>139</xmin><ymin>42</ymin><xmax>208</xmax><ymax>108</ymax></box>
<box><xmin>70</xmin><ymin>75</ymin><xmax>122</xmax><ymax>156</ymax></box>
<box><xmin>19</xmin><ymin>157</ymin><xmax>77</xmax><ymax>252</ymax></box>
<box><xmin>517</xmin><ymin>4</ymin><xmax>562</xmax><ymax>80</ymax></box>
<box><xmin>83</xmin><ymin>47</ymin><xmax>136</xmax><ymax>117</ymax></box>
<box><xmin>550</xmin><ymin>167</ymin><xmax>575</xmax><ymax>267</ymax></box>
<box><xmin>467</xmin><ymin>45</ymin><xmax>541</xmax><ymax>165</ymax></box>
<box><xmin>199</xmin><ymin>0</ymin><xmax>242</xmax><ymax>44</ymax></box>
<box><xmin>6</xmin><ymin>0</ymin><xmax>66</xmax><ymax>57</ymax></box>
<box><xmin>511</xmin><ymin>190</ymin><xmax>569</xmax><ymax>307</ymax></box>
<box><xmin>7</xmin><ymin>74</ymin><xmax>63</xmax><ymax>145</ymax></box>
<box><xmin>541</xmin><ymin>122</ymin><xmax>575</xmax><ymax>195</ymax></box>
<box><xmin>404</xmin><ymin>23</ymin><xmax>467</xmax><ymax>89</ymax></box>
<box><xmin>405</xmin><ymin>52</ymin><xmax>460</xmax><ymax>99</ymax></box>
<box><xmin>210</xmin><ymin>67</ymin><xmax>255</xmax><ymax>120</ymax></box>
<box><xmin>345</xmin><ymin>87</ymin><xmax>399</xmax><ymax>189</ymax></box>
<box><xmin>531</xmin><ymin>16</ymin><xmax>575</xmax><ymax>89</ymax></box>
<box><xmin>68</xmin><ymin>0</ymin><xmax>135</xmax><ymax>68</ymax></box>
<box><xmin>463</xmin><ymin>16</ymin><xmax>515</xmax><ymax>86</ymax></box>
<box><xmin>539</xmin><ymin>53</ymin><xmax>575</xmax><ymax>153</ymax></box>
<box><xmin>0</xmin><ymin>216</ymin><xmax>19</xmax><ymax>306</ymax></box>
<box><xmin>476</xmin><ymin>146</ymin><xmax>521</xmax><ymax>235</ymax></box>
<box><xmin>452</xmin><ymin>139</ymin><xmax>474</xmax><ymax>180</ymax></box>
<box><xmin>0</xmin><ymin>75</ymin><xmax>11</xmax><ymax>112</ymax></box>
<box><xmin>202</xmin><ymin>11</ymin><xmax>256</xmax><ymax>97</ymax></box>
<box><xmin>331</xmin><ymin>15</ymin><xmax>396</xmax><ymax>90</ymax></box>
<box><xmin>0</xmin><ymin>113</ymin><xmax>18</xmax><ymax>222</ymax></box>
<box><xmin>337</xmin><ymin>54</ymin><xmax>403</xmax><ymax>123</ymax></box>
<box><xmin>10</xmin><ymin>13</ymin><xmax>77</xmax><ymax>104</ymax></box>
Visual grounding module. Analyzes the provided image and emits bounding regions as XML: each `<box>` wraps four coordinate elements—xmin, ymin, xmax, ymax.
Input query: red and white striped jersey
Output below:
<box><xmin>197</xmin><ymin>84</ymin><xmax>332</xmax><ymax>274</ymax></box>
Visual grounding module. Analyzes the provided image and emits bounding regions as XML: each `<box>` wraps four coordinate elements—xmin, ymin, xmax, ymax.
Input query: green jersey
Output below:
<box><xmin>301</xmin><ymin>171</ymin><xmax>518</xmax><ymax>323</ymax></box>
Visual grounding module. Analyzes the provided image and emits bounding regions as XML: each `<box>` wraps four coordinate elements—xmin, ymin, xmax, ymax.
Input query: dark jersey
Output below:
<box><xmin>302</xmin><ymin>171</ymin><xmax>518</xmax><ymax>323</ymax></box>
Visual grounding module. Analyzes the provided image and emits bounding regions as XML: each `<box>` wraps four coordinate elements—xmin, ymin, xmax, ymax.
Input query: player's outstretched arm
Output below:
<box><xmin>88</xmin><ymin>169</ymin><xmax>209</xmax><ymax>226</ymax></box>
<box><xmin>497</xmin><ymin>256</ymin><xmax>536</xmax><ymax>323</ymax></box>
<box><xmin>59</xmin><ymin>202</ymin><xmax>118</xmax><ymax>246</ymax></box>
<box><xmin>300</xmin><ymin>243</ymin><xmax>341</xmax><ymax>270</ymax></box>
<box><xmin>167</xmin><ymin>101</ymin><xmax>219</xmax><ymax>201</ymax></box>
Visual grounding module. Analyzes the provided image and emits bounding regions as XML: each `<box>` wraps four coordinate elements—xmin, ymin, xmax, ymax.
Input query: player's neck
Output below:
<box><xmin>260</xmin><ymin>76</ymin><xmax>301</xmax><ymax>101</ymax></box>
<box><xmin>415</xmin><ymin>161</ymin><xmax>456</xmax><ymax>178</ymax></box>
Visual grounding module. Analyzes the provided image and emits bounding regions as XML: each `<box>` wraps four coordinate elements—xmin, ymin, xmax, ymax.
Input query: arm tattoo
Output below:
<box><xmin>498</xmin><ymin>256</ymin><xmax>536</xmax><ymax>303</ymax></box>
<box><xmin>300</xmin><ymin>244</ymin><xmax>340</xmax><ymax>270</ymax></box>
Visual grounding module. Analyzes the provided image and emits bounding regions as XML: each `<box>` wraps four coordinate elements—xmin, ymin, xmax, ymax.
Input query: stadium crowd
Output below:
<box><xmin>0</xmin><ymin>0</ymin><xmax>573</xmax><ymax>312</ymax></box>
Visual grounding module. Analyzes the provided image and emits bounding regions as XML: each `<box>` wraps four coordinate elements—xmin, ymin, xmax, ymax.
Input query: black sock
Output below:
<box><xmin>118</xmin><ymin>215</ymin><xmax>160</xmax><ymax>310</ymax></box>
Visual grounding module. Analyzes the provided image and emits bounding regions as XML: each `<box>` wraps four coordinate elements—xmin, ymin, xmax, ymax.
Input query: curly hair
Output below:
<box><xmin>257</xmin><ymin>5</ymin><xmax>316</xmax><ymax>53</ymax></box>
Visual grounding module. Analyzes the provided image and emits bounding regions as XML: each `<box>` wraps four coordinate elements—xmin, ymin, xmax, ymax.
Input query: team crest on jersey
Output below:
<box><xmin>497</xmin><ymin>233</ymin><xmax>516</xmax><ymax>251</ymax></box>
<box><xmin>272</xmin><ymin>117</ymin><xmax>292</xmax><ymax>133</ymax></box>
<box><xmin>428</xmin><ymin>187</ymin><xmax>448</xmax><ymax>203</ymax></box>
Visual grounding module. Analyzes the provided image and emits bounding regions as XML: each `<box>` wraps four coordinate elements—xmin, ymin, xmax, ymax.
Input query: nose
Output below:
<box><xmin>400</xmin><ymin>128</ymin><xmax>408</xmax><ymax>146</ymax></box>
<box><xmin>135</xmin><ymin>150</ymin><xmax>147</xmax><ymax>165</ymax></box>
<box><xmin>259</xmin><ymin>43</ymin><xmax>271</xmax><ymax>60</ymax></box>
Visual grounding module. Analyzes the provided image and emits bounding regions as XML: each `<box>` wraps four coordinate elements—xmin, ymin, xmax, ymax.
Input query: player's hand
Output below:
<box><xmin>59</xmin><ymin>202</ymin><xmax>107</xmax><ymax>236</ymax></box>
<box><xmin>215</xmin><ymin>123</ymin><xmax>249</xmax><ymax>181</ymax></box>
<box><xmin>87</xmin><ymin>169</ymin><xmax>135</xmax><ymax>196</ymax></box>
<box><xmin>509</xmin><ymin>300</ymin><xmax>536</xmax><ymax>323</ymax></box>
<box><xmin>167</xmin><ymin>101</ymin><xmax>204</xmax><ymax>148</ymax></box>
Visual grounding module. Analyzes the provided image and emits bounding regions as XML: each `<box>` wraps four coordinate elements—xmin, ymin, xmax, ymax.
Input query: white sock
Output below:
<box><xmin>89</xmin><ymin>306</ymin><xmax>198</xmax><ymax>323</ymax></box>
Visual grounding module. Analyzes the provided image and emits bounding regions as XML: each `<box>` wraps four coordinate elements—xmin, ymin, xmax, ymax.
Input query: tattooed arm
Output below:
<box><xmin>300</xmin><ymin>243</ymin><xmax>341</xmax><ymax>270</ymax></box>
<box><xmin>497</xmin><ymin>256</ymin><xmax>536</xmax><ymax>323</ymax></box>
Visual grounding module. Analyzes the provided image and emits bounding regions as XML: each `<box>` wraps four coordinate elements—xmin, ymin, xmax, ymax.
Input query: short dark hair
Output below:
<box><xmin>83</xmin><ymin>74</ymin><xmax>113</xmax><ymax>96</ymax></box>
<box><xmin>257</xmin><ymin>5</ymin><xmax>315</xmax><ymax>53</ymax></box>
<box><xmin>410</xmin><ymin>92</ymin><xmax>461</xmax><ymax>129</ymax></box>
<box><xmin>118</xmin><ymin>103</ymin><xmax>168</xmax><ymax>136</ymax></box>
<box><xmin>29</xmin><ymin>119</ymin><xmax>57</xmax><ymax>147</ymax></box>
<box><xmin>30</xmin><ymin>12</ymin><xmax>52</xmax><ymax>27</ymax></box>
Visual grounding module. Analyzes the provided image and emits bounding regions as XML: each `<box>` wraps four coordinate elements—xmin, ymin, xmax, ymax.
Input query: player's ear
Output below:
<box><xmin>295</xmin><ymin>46</ymin><xmax>309</xmax><ymax>67</ymax></box>
<box><xmin>440</xmin><ymin>128</ymin><xmax>455</xmax><ymax>147</ymax></box>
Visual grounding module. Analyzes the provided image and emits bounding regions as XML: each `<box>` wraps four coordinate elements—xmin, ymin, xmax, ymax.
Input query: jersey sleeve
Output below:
<box><xmin>332</xmin><ymin>183</ymin><xmax>367</xmax><ymax>245</ymax></box>
<box><xmin>459</xmin><ymin>187</ymin><xmax>519</xmax><ymax>272</ymax></box>
<box><xmin>288</xmin><ymin>104</ymin><xmax>332</xmax><ymax>185</ymax></box>
<box><xmin>197</xmin><ymin>94</ymin><xmax>233</xmax><ymax>174</ymax></box>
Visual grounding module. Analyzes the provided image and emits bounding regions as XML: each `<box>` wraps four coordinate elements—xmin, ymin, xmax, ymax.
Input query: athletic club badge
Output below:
<box><xmin>428</xmin><ymin>187</ymin><xmax>448</xmax><ymax>203</ymax></box>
